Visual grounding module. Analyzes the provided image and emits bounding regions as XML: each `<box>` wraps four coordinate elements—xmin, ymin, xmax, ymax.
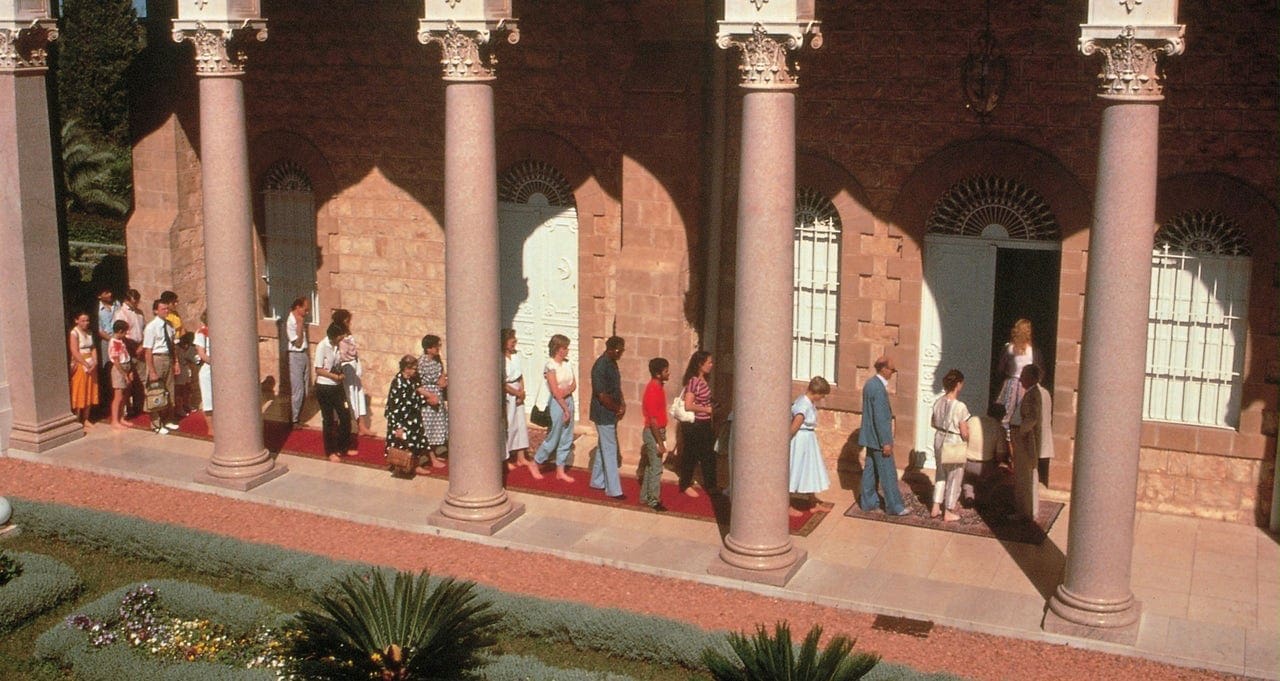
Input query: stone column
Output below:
<box><xmin>1045</xmin><ymin>27</ymin><xmax>1182</xmax><ymax>642</ymax></box>
<box><xmin>174</xmin><ymin>24</ymin><xmax>287</xmax><ymax>490</ymax></box>
<box><xmin>0</xmin><ymin>20</ymin><xmax>84</xmax><ymax>452</ymax></box>
<box><xmin>421</xmin><ymin>23</ymin><xmax>523</xmax><ymax>534</ymax></box>
<box><xmin>708</xmin><ymin>24</ymin><xmax>820</xmax><ymax>587</ymax></box>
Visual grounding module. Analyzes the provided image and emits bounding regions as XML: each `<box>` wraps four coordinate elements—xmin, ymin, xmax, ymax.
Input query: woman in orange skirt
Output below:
<box><xmin>68</xmin><ymin>311</ymin><xmax>99</xmax><ymax>429</ymax></box>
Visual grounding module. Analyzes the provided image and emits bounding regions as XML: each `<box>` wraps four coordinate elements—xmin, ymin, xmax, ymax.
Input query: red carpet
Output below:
<box><xmin>132</xmin><ymin>413</ymin><xmax>829</xmax><ymax>536</ymax></box>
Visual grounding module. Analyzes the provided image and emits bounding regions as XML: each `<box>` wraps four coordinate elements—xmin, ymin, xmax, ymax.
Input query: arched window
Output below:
<box><xmin>261</xmin><ymin>160</ymin><xmax>317</xmax><ymax>323</ymax></box>
<box><xmin>793</xmin><ymin>187</ymin><xmax>841</xmax><ymax>383</ymax></box>
<box><xmin>1145</xmin><ymin>211</ymin><xmax>1251</xmax><ymax>429</ymax></box>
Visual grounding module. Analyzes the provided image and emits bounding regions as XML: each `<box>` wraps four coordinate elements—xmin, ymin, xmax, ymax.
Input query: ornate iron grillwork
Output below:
<box><xmin>262</xmin><ymin>160</ymin><xmax>312</xmax><ymax>192</ymax></box>
<box><xmin>498</xmin><ymin>160</ymin><xmax>574</xmax><ymax>207</ymax></box>
<box><xmin>1155</xmin><ymin>210</ymin><xmax>1251</xmax><ymax>256</ymax></box>
<box><xmin>926</xmin><ymin>176</ymin><xmax>1060</xmax><ymax>240</ymax></box>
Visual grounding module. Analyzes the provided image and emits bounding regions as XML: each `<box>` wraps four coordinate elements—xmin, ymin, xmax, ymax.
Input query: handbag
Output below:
<box><xmin>940</xmin><ymin>441</ymin><xmax>968</xmax><ymax>465</ymax></box>
<box><xmin>669</xmin><ymin>394</ymin><xmax>695</xmax><ymax>424</ymax></box>
<box><xmin>144</xmin><ymin>381</ymin><xmax>170</xmax><ymax>411</ymax></box>
<box><xmin>386</xmin><ymin>444</ymin><xmax>417</xmax><ymax>478</ymax></box>
<box><xmin>529</xmin><ymin>404</ymin><xmax>552</xmax><ymax>429</ymax></box>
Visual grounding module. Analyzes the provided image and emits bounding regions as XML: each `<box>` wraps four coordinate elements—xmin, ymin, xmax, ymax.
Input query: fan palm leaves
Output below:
<box><xmin>287</xmin><ymin>568</ymin><xmax>499</xmax><ymax>680</ymax></box>
<box><xmin>61</xmin><ymin>117</ymin><xmax>131</xmax><ymax>217</ymax></box>
<box><xmin>704</xmin><ymin>622</ymin><xmax>880</xmax><ymax>681</ymax></box>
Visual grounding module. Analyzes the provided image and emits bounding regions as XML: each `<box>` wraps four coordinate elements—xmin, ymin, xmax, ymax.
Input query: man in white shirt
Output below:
<box><xmin>286</xmin><ymin>297</ymin><xmax>311</xmax><ymax>424</ymax></box>
<box><xmin>95</xmin><ymin>287</ymin><xmax>121</xmax><ymax>409</ymax></box>
<box><xmin>313</xmin><ymin>322</ymin><xmax>350</xmax><ymax>461</ymax></box>
<box><xmin>142</xmin><ymin>299</ymin><xmax>179</xmax><ymax>434</ymax></box>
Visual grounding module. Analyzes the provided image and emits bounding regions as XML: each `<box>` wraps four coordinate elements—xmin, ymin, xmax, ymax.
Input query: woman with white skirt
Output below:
<box><xmin>788</xmin><ymin>376</ymin><xmax>832</xmax><ymax>517</ymax></box>
<box><xmin>502</xmin><ymin>328</ymin><xmax>531</xmax><ymax>468</ymax></box>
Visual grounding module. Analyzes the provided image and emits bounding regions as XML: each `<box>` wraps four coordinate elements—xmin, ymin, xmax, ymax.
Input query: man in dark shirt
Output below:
<box><xmin>589</xmin><ymin>336</ymin><xmax>626</xmax><ymax>499</ymax></box>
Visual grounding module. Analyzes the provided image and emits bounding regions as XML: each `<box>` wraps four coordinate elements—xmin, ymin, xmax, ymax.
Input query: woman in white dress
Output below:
<box><xmin>332</xmin><ymin>309</ymin><xmax>373</xmax><ymax>442</ymax></box>
<box><xmin>931</xmin><ymin>368</ymin><xmax>971</xmax><ymax>521</ymax></box>
<box><xmin>788</xmin><ymin>376</ymin><xmax>832</xmax><ymax>517</ymax></box>
<box><xmin>995</xmin><ymin>318</ymin><xmax>1040</xmax><ymax>436</ymax></box>
<box><xmin>501</xmin><ymin>328</ymin><xmax>531</xmax><ymax>469</ymax></box>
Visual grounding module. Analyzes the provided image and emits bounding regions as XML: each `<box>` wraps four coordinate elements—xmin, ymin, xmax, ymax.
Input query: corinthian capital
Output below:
<box><xmin>172</xmin><ymin>21</ymin><xmax>268</xmax><ymax>76</ymax></box>
<box><xmin>0</xmin><ymin>19</ymin><xmax>57</xmax><ymax>72</ymax></box>
<box><xmin>1080</xmin><ymin>25</ymin><xmax>1183</xmax><ymax>100</ymax></box>
<box><xmin>717</xmin><ymin>22</ymin><xmax>821</xmax><ymax>90</ymax></box>
<box><xmin>418</xmin><ymin>20</ymin><xmax>519</xmax><ymax>82</ymax></box>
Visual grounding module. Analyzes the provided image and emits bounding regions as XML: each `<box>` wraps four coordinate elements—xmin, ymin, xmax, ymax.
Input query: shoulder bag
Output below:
<box><xmin>669</xmin><ymin>393</ymin><xmax>695</xmax><ymax>424</ymax></box>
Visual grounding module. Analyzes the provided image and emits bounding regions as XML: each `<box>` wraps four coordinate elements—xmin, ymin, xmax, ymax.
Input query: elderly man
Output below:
<box><xmin>858</xmin><ymin>355</ymin><xmax>909</xmax><ymax>516</ymax></box>
<box><xmin>1012</xmin><ymin>364</ymin><xmax>1053</xmax><ymax>520</ymax></box>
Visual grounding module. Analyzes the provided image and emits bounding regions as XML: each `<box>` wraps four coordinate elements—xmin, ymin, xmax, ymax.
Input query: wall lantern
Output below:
<box><xmin>960</xmin><ymin>0</ymin><xmax>1007</xmax><ymax>122</ymax></box>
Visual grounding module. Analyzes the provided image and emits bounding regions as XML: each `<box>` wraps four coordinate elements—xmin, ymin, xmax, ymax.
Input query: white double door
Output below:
<box><xmin>914</xmin><ymin>234</ymin><xmax>997</xmax><ymax>466</ymax></box>
<box><xmin>498</xmin><ymin>196</ymin><xmax>580</xmax><ymax>417</ymax></box>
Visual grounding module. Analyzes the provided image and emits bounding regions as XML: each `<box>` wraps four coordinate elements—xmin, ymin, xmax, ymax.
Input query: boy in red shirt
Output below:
<box><xmin>640</xmin><ymin>357</ymin><xmax>670</xmax><ymax>512</ymax></box>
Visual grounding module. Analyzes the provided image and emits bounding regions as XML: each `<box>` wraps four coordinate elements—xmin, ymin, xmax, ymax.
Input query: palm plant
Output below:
<box><xmin>703</xmin><ymin>622</ymin><xmax>880</xmax><ymax>681</ymax></box>
<box><xmin>287</xmin><ymin>569</ymin><xmax>499</xmax><ymax>680</ymax></box>
<box><xmin>61</xmin><ymin>117</ymin><xmax>131</xmax><ymax>218</ymax></box>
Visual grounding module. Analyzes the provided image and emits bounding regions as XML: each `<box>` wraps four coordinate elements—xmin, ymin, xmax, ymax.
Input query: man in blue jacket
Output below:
<box><xmin>859</xmin><ymin>355</ymin><xmax>909</xmax><ymax>515</ymax></box>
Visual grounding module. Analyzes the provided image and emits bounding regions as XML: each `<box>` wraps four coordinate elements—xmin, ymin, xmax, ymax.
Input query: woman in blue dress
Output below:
<box><xmin>788</xmin><ymin>376</ymin><xmax>832</xmax><ymax>517</ymax></box>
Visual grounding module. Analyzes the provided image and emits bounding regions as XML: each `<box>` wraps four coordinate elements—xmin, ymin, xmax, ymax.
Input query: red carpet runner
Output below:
<box><xmin>133</xmin><ymin>413</ymin><xmax>829</xmax><ymax>536</ymax></box>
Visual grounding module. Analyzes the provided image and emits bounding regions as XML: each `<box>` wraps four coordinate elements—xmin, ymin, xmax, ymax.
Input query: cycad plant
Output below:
<box><xmin>704</xmin><ymin>622</ymin><xmax>880</xmax><ymax>681</ymax></box>
<box><xmin>287</xmin><ymin>569</ymin><xmax>499</xmax><ymax>680</ymax></box>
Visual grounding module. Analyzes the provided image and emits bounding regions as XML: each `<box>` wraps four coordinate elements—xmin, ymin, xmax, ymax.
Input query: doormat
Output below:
<box><xmin>844</xmin><ymin>468</ymin><xmax>1062</xmax><ymax>545</ymax></box>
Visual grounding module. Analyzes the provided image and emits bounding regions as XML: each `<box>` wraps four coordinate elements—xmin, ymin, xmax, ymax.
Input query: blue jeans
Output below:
<box><xmin>860</xmin><ymin>448</ymin><xmax>906</xmax><ymax>514</ymax></box>
<box><xmin>590</xmin><ymin>423</ymin><xmax>622</xmax><ymax>496</ymax></box>
<box><xmin>534</xmin><ymin>396</ymin><xmax>574</xmax><ymax>466</ymax></box>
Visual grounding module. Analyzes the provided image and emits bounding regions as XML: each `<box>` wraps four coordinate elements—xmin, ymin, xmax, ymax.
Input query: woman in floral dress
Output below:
<box><xmin>418</xmin><ymin>334</ymin><xmax>448</xmax><ymax>468</ymax></box>
<box><xmin>385</xmin><ymin>354</ymin><xmax>432</xmax><ymax>476</ymax></box>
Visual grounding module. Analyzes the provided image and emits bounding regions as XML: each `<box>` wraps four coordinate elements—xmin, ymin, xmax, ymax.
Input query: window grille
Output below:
<box><xmin>1144</xmin><ymin>211</ymin><xmax>1251</xmax><ymax>429</ymax></box>
<box><xmin>498</xmin><ymin>160</ymin><xmax>574</xmax><ymax>207</ymax></box>
<box><xmin>793</xmin><ymin>187</ymin><xmax>841</xmax><ymax>383</ymax></box>
<box><xmin>926</xmin><ymin>175</ymin><xmax>1060</xmax><ymax>240</ymax></box>
<box><xmin>261</xmin><ymin>160</ymin><xmax>318</xmax><ymax>323</ymax></box>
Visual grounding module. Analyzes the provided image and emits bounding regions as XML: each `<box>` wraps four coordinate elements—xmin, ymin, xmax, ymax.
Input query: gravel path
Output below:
<box><xmin>0</xmin><ymin>458</ymin><xmax>1250</xmax><ymax>681</ymax></box>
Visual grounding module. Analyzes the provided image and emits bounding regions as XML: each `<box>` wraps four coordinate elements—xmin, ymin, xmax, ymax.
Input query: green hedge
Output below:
<box><xmin>0</xmin><ymin>551</ymin><xmax>82</xmax><ymax>634</ymax></box>
<box><xmin>10</xmin><ymin>498</ymin><xmax>962</xmax><ymax>680</ymax></box>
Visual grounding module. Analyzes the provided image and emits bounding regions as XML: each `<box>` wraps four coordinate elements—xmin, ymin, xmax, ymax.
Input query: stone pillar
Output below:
<box><xmin>1045</xmin><ymin>26</ymin><xmax>1183</xmax><ymax>643</ymax></box>
<box><xmin>708</xmin><ymin>23</ymin><xmax>820</xmax><ymax>587</ymax></box>
<box><xmin>174</xmin><ymin>24</ymin><xmax>287</xmax><ymax>490</ymax></box>
<box><xmin>0</xmin><ymin>20</ymin><xmax>83</xmax><ymax>452</ymax></box>
<box><xmin>421</xmin><ymin>23</ymin><xmax>523</xmax><ymax>535</ymax></box>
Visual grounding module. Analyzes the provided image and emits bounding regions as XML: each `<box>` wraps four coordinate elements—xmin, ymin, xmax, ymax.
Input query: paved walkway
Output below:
<box><xmin>5</xmin><ymin>427</ymin><xmax>1277</xmax><ymax>679</ymax></box>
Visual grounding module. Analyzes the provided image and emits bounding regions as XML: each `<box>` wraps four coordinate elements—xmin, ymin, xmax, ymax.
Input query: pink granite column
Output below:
<box><xmin>178</xmin><ymin>25</ymin><xmax>286</xmax><ymax>490</ymax></box>
<box><xmin>0</xmin><ymin>24</ymin><xmax>84</xmax><ymax>452</ymax></box>
<box><xmin>423</xmin><ymin>26</ymin><xmax>523</xmax><ymax>535</ymax></box>
<box><xmin>709</xmin><ymin>25</ymin><xmax>817</xmax><ymax>586</ymax></box>
<box><xmin>1045</xmin><ymin>30</ymin><xmax>1179</xmax><ymax>641</ymax></box>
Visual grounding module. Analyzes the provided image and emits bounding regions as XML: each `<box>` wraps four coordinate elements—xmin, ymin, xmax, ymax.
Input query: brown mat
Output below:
<box><xmin>844</xmin><ymin>467</ymin><xmax>1062</xmax><ymax>545</ymax></box>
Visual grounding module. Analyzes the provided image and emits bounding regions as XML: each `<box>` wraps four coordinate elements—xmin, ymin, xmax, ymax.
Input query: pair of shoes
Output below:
<box><xmin>164</xmin><ymin>422</ymin><xmax>180</xmax><ymax>430</ymax></box>
<box><xmin>607</xmin><ymin>493</ymin><xmax>626</xmax><ymax>501</ymax></box>
<box><xmin>889</xmin><ymin>508</ymin><xmax>911</xmax><ymax>516</ymax></box>
<box><xmin>154</xmin><ymin>426</ymin><xmax>170</xmax><ymax>435</ymax></box>
<box><xmin>648</xmin><ymin>502</ymin><xmax>668</xmax><ymax>513</ymax></box>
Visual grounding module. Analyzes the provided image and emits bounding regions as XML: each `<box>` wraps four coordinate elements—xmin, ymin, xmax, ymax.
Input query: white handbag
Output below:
<box><xmin>669</xmin><ymin>394</ymin><xmax>695</xmax><ymax>424</ymax></box>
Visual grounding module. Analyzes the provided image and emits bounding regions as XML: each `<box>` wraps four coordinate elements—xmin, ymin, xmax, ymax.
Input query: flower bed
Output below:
<box><xmin>11</xmin><ymin>497</ymin><xmax>953</xmax><ymax>680</ymax></box>
<box><xmin>0</xmin><ymin>551</ymin><xmax>82</xmax><ymax>634</ymax></box>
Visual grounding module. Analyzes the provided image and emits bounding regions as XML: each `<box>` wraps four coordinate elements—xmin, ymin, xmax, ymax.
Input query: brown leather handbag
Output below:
<box><xmin>386</xmin><ymin>445</ymin><xmax>417</xmax><ymax>478</ymax></box>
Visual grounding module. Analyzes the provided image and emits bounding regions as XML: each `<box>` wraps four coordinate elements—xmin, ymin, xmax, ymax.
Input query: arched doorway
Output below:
<box><xmin>498</xmin><ymin>160</ymin><xmax>580</xmax><ymax>416</ymax></box>
<box><xmin>914</xmin><ymin>176</ymin><xmax>1062</xmax><ymax>464</ymax></box>
<box><xmin>261</xmin><ymin>160</ymin><xmax>318</xmax><ymax>323</ymax></box>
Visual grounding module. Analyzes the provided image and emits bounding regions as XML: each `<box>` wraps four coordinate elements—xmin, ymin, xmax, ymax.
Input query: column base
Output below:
<box><xmin>6</xmin><ymin>414</ymin><xmax>84</xmax><ymax>453</ymax></box>
<box><xmin>1042</xmin><ymin>585</ymin><xmax>1142</xmax><ymax>645</ymax></box>
<box><xmin>429</xmin><ymin>501</ymin><xmax>524</xmax><ymax>536</ymax></box>
<box><xmin>708</xmin><ymin>546</ymin><xmax>807</xmax><ymax>587</ymax></box>
<box><xmin>0</xmin><ymin>524</ymin><xmax>20</xmax><ymax>541</ymax></box>
<box><xmin>194</xmin><ymin>461</ymin><xmax>289</xmax><ymax>492</ymax></box>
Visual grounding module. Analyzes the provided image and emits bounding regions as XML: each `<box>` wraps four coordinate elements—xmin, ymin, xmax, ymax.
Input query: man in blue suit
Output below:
<box><xmin>859</xmin><ymin>355</ymin><xmax>909</xmax><ymax>515</ymax></box>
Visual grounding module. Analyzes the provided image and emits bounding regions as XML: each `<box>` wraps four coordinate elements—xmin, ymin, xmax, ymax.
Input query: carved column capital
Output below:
<box><xmin>1080</xmin><ymin>25</ymin><xmax>1183</xmax><ymax>101</ymax></box>
<box><xmin>0</xmin><ymin>20</ymin><xmax>57</xmax><ymax>73</ymax></box>
<box><xmin>418</xmin><ymin>20</ymin><xmax>519</xmax><ymax>82</ymax></box>
<box><xmin>717</xmin><ymin>22</ymin><xmax>821</xmax><ymax>90</ymax></box>
<box><xmin>172</xmin><ymin>22</ymin><xmax>268</xmax><ymax>76</ymax></box>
